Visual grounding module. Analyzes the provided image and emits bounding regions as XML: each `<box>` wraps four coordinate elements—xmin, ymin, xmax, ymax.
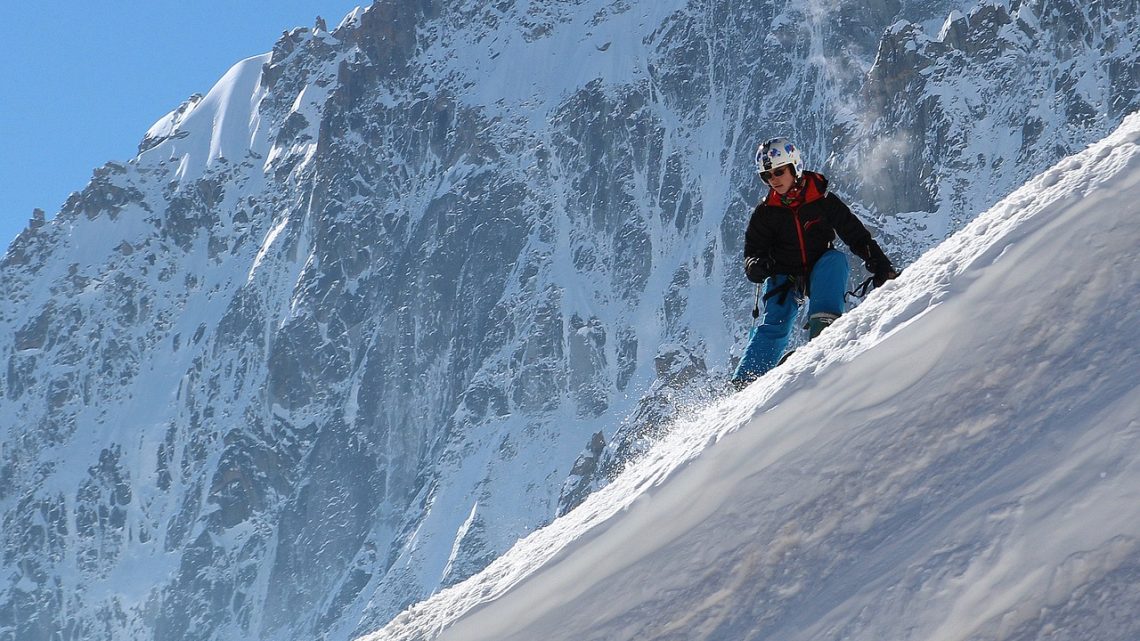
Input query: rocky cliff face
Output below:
<box><xmin>2</xmin><ymin>1</ymin><xmax>1137</xmax><ymax>641</ymax></box>
<box><xmin>851</xmin><ymin>0</ymin><xmax>1140</xmax><ymax>231</ymax></box>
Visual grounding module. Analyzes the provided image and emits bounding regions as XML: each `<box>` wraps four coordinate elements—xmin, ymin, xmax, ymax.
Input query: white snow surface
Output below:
<box><xmin>369</xmin><ymin>114</ymin><xmax>1140</xmax><ymax>641</ymax></box>
<box><xmin>138</xmin><ymin>53</ymin><xmax>272</xmax><ymax>183</ymax></box>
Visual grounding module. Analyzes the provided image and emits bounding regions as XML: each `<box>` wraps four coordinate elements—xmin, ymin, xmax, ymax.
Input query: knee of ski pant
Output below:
<box><xmin>808</xmin><ymin>250</ymin><xmax>850</xmax><ymax>316</ymax></box>
<box><xmin>811</xmin><ymin>249</ymin><xmax>850</xmax><ymax>281</ymax></box>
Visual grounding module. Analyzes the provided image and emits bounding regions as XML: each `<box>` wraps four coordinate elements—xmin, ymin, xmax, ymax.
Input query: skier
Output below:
<box><xmin>731</xmin><ymin>137</ymin><xmax>898</xmax><ymax>388</ymax></box>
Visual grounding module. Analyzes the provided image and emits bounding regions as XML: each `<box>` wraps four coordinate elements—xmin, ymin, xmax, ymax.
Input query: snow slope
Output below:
<box><xmin>369</xmin><ymin>113</ymin><xmax>1140</xmax><ymax>641</ymax></box>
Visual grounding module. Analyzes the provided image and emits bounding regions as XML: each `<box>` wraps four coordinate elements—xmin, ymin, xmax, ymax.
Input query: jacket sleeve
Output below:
<box><xmin>742</xmin><ymin>204</ymin><xmax>775</xmax><ymax>282</ymax></box>
<box><xmin>825</xmin><ymin>193</ymin><xmax>894</xmax><ymax>273</ymax></box>
<box><xmin>743</xmin><ymin>204</ymin><xmax>772</xmax><ymax>260</ymax></box>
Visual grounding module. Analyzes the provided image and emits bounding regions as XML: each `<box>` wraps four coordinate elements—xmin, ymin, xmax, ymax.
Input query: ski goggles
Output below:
<box><xmin>760</xmin><ymin>166</ymin><xmax>792</xmax><ymax>182</ymax></box>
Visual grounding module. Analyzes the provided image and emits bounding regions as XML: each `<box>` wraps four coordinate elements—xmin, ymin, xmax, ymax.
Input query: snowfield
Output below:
<box><xmin>368</xmin><ymin>113</ymin><xmax>1140</xmax><ymax>641</ymax></box>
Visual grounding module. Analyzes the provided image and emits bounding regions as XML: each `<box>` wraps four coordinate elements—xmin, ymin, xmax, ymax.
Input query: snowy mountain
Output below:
<box><xmin>2</xmin><ymin>1</ymin><xmax>1138</xmax><ymax>640</ymax></box>
<box><xmin>370</xmin><ymin>109</ymin><xmax>1140</xmax><ymax>641</ymax></box>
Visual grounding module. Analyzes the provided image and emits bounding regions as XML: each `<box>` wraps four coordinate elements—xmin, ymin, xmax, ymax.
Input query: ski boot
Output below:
<box><xmin>807</xmin><ymin>312</ymin><xmax>840</xmax><ymax>340</ymax></box>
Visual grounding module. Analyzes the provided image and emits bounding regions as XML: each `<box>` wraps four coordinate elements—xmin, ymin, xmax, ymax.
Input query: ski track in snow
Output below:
<box><xmin>367</xmin><ymin>113</ymin><xmax>1140</xmax><ymax>641</ymax></box>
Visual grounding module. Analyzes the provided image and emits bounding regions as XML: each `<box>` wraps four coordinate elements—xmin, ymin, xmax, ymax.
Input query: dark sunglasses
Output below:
<box><xmin>760</xmin><ymin>166</ymin><xmax>791</xmax><ymax>182</ymax></box>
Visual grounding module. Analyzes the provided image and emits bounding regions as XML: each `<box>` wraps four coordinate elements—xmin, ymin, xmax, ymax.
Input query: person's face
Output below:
<box><xmin>762</xmin><ymin>165</ymin><xmax>796</xmax><ymax>194</ymax></box>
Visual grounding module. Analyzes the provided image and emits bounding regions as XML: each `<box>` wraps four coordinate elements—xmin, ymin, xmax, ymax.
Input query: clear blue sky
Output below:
<box><xmin>0</xmin><ymin>1</ymin><xmax>367</xmax><ymax>248</ymax></box>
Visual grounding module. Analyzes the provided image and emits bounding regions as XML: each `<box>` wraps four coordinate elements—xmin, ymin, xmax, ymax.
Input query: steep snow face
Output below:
<box><xmin>370</xmin><ymin>111</ymin><xmax>1140</xmax><ymax>641</ymax></box>
<box><xmin>137</xmin><ymin>53</ymin><xmax>274</xmax><ymax>183</ymax></box>
<box><xmin>2</xmin><ymin>1</ymin><xmax>1139</xmax><ymax>641</ymax></box>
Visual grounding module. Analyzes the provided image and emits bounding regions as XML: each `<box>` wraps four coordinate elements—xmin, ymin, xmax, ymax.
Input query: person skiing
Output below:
<box><xmin>731</xmin><ymin>137</ymin><xmax>898</xmax><ymax>387</ymax></box>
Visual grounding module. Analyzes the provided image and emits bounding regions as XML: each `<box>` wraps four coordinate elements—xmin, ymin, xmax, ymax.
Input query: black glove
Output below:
<box><xmin>744</xmin><ymin>256</ymin><xmax>774</xmax><ymax>283</ymax></box>
<box><xmin>861</xmin><ymin>249</ymin><xmax>898</xmax><ymax>288</ymax></box>
<box><xmin>872</xmin><ymin>267</ymin><xmax>899</xmax><ymax>287</ymax></box>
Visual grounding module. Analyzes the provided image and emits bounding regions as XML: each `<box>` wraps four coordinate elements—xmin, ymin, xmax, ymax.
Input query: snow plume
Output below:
<box><xmin>369</xmin><ymin>113</ymin><xmax>1140</xmax><ymax>641</ymax></box>
<box><xmin>791</xmin><ymin>0</ymin><xmax>893</xmax><ymax>174</ymax></box>
<box><xmin>860</xmin><ymin>130</ymin><xmax>912</xmax><ymax>185</ymax></box>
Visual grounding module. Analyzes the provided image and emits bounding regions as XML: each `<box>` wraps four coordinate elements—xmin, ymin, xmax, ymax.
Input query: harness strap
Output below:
<box><xmin>845</xmin><ymin>275</ymin><xmax>876</xmax><ymax>303</ymax></box>
<box><xmin>763</xmin><ymin>276</ymin><xmax>804</xmax><ymax>306</ymax></box>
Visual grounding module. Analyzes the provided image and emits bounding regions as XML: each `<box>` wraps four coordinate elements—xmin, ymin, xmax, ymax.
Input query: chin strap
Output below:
<box><xmin>779</xmin><ymin>178</ymin><xmax>804</xmax><ymax>207</ymax></box>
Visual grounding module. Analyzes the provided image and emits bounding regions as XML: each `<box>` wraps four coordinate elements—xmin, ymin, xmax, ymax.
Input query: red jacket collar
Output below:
<box><xmin>764</xmin><ymin>171</ymin><xmax>829</xmax><ymax>208</ymax></box>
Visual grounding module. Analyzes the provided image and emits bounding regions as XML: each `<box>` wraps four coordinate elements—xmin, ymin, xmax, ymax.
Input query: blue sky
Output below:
<box><xmin>0</xmin><ymin>1</ymin><xmax>366</xmax><ymax>248</ymax></box>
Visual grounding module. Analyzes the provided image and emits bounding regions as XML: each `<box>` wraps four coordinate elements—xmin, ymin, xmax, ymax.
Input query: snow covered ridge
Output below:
<box><xmin>135</xmin><ymin>53</ymin><xmax>273</xmax><ymax>184</ymax></box>
<box><xmin>368</xmin><ymin>114</ymin><xmax>1140</xmax><ymax>641</ymax></box>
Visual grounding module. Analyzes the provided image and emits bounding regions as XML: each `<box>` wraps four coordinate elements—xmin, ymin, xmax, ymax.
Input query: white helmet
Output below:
<box><xmin>755</xmin><ymin>137</ymin><xmax>803</xmax><ymax>178</ymax></box>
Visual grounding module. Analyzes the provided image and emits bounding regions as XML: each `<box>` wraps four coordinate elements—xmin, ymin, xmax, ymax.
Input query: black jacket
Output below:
<box><xmin>743</xmin><ymin>171</ymin><xmax>893</xmax><ymax>283</ymax></box>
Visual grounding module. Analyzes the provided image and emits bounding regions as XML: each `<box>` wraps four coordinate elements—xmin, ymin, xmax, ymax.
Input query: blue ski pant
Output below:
<box><xmin>733</xmin><ymin>249</ymin><xmax>850</xmax><ymax>382</ymax></box>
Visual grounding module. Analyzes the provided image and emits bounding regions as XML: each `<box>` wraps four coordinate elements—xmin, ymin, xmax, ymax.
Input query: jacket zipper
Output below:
<box><xmin>792</xmin><ymin>209</ymin><xmax>809</xmax><ymax>278</ymax></box>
